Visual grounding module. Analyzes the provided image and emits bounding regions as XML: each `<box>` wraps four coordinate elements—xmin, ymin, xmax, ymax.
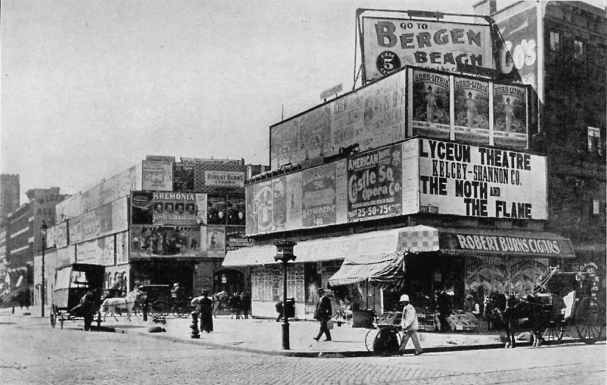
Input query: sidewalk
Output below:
<box><xmin>2</xmin><ymin>307</ymin><xmax>600</xmax><ymax>357</ymax></box>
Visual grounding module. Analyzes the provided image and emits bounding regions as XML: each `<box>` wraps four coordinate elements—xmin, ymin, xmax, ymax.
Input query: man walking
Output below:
<box><xmin>313</xmin><ymin>288</ymin><xmax>332</xmax><ymax>342</ymax></box>
<box><xmin>399</xmin><ymin>294</ymin><xmax>422</xmax><ymax>355</ymax></box>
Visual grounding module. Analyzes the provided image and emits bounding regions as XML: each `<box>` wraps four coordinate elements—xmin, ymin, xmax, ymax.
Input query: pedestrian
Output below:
<box><xmin>437</xmin><ymin>287</ymin><xmax>454</xmax><ymax>332</ymax></box>
<box><xmin>399</xmin><ymin>294</ymin><xmax>423</xmax><ymax>355</ymax></box>
<box><xmin>213</xmin><ymin>290</ymin><xmax>227</xmax><ymax>318</ymax></box>
<box><xmin>229</xmin><ymin>293</ymin><xmax>242</xmax><ymax>319</ymax></box>
<box><xmin>197</xmin><ymin>289</ymin><xmax>214</xmax><ymax>333</ymax></box>
<box><xmin>139</xmin><ymin>287</ymin><xmax>150</xmax><ymax>322</ymax></box>
<box><xmin>313</xmin><ymin>288</ymin><xmax>332</xmax><ymax>342</ymax></box>
<box><xmin>275</xmin><ymin>300</ymin><xmax>283</xmax><ymax>322</ymax></box>
<box><xmin>240</xmin><ymin>292</ymin><xmax>250</xmax><ymax>319</ymax></box>
<box><xmin>78</xmin><ymin>291</ymin><xmax>96</xmax><ymax>331</ymax></box>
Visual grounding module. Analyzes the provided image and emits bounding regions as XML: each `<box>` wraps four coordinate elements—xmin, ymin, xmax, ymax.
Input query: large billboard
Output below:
<box><xmin>130</xmin><ymin>225</ymin><xmax>204</xmax><ymax>258</ymax></box>
<box><xmin>409</xmin><ymin>138</ymin><xmax>547</xmax><ymax>219</ymax></box>
<box><xmin>270</xmin><ymin>70</ymin><xmax>407</xmax><ymax>170</ymax></box>
<box><xmin>247</xmin><ymin>137</ymin><xmax>547</xmax><ymax>235</ymax></box>
<box><xmin>131</xmin><ymin>191</ymin><xmax>206</xmax><ymax>226</ymax></box>
<box><xmin>361</xmin><ymin>16</ymin><xmax>492</xmax><ymax>82</ymax></box>
<box><xmin>411</xmin><ymin>70</ymin><xmax>451</xmax><ymax>139</ymax></box>
<box><xmin>69</xmin><ymin>197</ymin><xmax>128</xmax><ymax>244</ymax></box>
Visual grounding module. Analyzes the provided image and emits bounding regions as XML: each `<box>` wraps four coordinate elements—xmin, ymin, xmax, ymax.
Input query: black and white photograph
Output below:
<box><xmin>0</xmin><ymin>1</ymin><xmax>605</xmax><ymax>384</ymax></box>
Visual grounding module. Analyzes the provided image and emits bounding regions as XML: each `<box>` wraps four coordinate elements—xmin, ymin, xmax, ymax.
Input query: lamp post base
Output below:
<box><xmin>281</xmin><ymin>321</ymin><xmax>290</xmax><ymax>350</ymax></box>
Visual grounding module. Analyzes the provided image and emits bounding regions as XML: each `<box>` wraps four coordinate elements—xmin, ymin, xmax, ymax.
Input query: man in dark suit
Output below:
<box><xmin>313</xmin><ymin>288</ymin><xmax>332</xmax><ymax>341</ymax></box>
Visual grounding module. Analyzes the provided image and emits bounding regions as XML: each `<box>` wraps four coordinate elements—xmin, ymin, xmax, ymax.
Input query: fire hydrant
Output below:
<box><xmin>190</xmin><ymin>311</ymin><xmax>200</xmax><ymax>339</ymax></box>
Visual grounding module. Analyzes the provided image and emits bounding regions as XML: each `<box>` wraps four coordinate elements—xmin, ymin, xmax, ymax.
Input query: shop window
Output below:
<box><xmin>587</xmin><ymin>127</ymin><xmax>601</xmax><ymax>155</ymax></box>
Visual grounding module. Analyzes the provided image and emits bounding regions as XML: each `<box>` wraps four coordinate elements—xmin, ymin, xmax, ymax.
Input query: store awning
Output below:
<box><xmin>399</xmin><ymin>225</ymin><xmax>576</xmax><ymax>259</ymax></box>
<box><xmin>222</xmin><ymin>228</ymin><xmax>403</xmax><ymax>267</ymax></box>
<box><xmin>327</xmin><ymin>252</ymin><xmax>405</xmax><ymax>288</ymax></box>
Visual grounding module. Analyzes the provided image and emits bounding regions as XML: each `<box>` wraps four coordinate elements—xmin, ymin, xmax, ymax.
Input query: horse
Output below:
<box><xmin>485</xmin><ymin>292</ymin><xmax>547</xmax><ymax>348</ymax></box>
<box><xmin>100</xmin><ymin>288</ymin><xmax>141</xmax><ymax>322</ymax></box>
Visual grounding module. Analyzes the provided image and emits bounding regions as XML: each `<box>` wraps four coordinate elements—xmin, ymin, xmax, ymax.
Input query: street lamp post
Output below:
<box><xmin>274</xmin><ymin>240</ymin><xmax>296</xmax><ymax>350</ymax></box>
<box><xmin>40</xmin><ymin>221</ymin><xmax>48</xmax><ymax>318</ymax></box>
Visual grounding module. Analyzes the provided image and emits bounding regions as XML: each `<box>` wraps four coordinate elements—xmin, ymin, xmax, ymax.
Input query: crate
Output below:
<box><xmin>477</xmin><ymin>321</ymin><xmax>489</xmax><ymax>332</ymax></box>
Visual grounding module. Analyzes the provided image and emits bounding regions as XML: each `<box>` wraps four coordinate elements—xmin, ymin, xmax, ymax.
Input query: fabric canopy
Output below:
<box><xmin>328</xmin><ymin>252</ymin><xmax>405</xmax><ymax>288</ymax></box>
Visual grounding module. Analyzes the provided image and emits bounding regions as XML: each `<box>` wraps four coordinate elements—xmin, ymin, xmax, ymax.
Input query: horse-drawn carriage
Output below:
<box><xmin>139</xmin><ymin>284</ymin><xmax>191</xmax><ymax>319</ymax></box>
<box><xmin>50</xmin><ymin>264</ymin><xmax>105</xmax><ymax>330</ymax></box>
<box><xmin>488</xmin><ymin>266</ymin><xmax>605</xmax><ymax>347</ymax></box>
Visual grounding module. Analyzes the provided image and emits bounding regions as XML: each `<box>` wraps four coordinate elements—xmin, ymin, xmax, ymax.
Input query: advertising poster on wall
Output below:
<box><xmin>493</xmin><ymin>84</ymin><xmax>528</xmax><ymax>149</ymax></box>
<box><xmin>226</xmin><ymin>196</ymin><xmax>246</xmax><ymax>226</ymax></box>
<box><xmin>465</xmin><ymin>257</ymin><xmax>509</xmax><ymax>294</ymax></box>
<box><xmin>412</xmin><ymin>70</ymin><xmax>451</xmax><ymax>139</ymax></box>
<box><xmin>173</xmin><ymin>162</ymin><xmax>195</xmax><ymax>192</ymax></box>
<box><xmin>270</xmin><ymin>119</ymin><xmax>300</xmax><ymax>170</ymax></box>
<box><xmin>285</xmin><ymin>172</ymin><xmax>303</xmax><ymax>230</ymax></box>
<box><xmin>131</xmin><ymin>191</ymin><xmax>205</xmax><ymax>226</ymax></box>
<box><xmin>413</xmin><ymin>138</ymin><xmax>547</xmax><ymax>219</ymax></box>
<box><xmin>331</xmin><ymin>90</ymin><xmax>364</xmax><ymax>154</ymax></box>
<box><xmin>69</xmin><ymin>197</ymin><xmax>128</xmax><ymax>244</ymax></box>
<box><xmin>207</xmin><ymin>226</ymin><xmax>225</xmax><ymax>258</ymax></box>
<box><xmin>205</xmin><ymin>170</ymin><xmax>245</xmax><ymax>188</ymax></box>
<box><xmin>245</xmin><ymin>183</ymin><xmax>258</xmax><ymax>235</ymax></box>
<box><xmin>300</xmin><ymin>106</ymin><xmax>331</xmax><ymax>161</ymax></box>
<box><xmin>254</xmin><ymin>181</ymin><xmax>273</xmax><ymax>233</ymax></box>
<box><xmin>335</xmin><ymin>159</ymin><xmax>348</xmax><ymax>224</ymax></box>
<box><xmin>226</xmin><ymin>227</ymin><xmax>253</xmax><ymax>251</ymax></box>
<box><xmin>361</xmin><ymin>17</ymin><xmax>492</xmax><ymax>82</ymax></box>
<box><xmin>453</xmin><ymin>76</ymin><xmax>490</xmax><ymax>145</ymax></box>
<box><xmin>272</xmin><ymin>176</ymin><xmax>287</xmax><ymax>232</ymax></box>
<box><xmin>302</xmin><ymin>163</ymin><xmax>337</xmax><ymax>227</ymax></box>
<box><xmin>360</xmin><ymin>71</ymin><xmax>407</xmax><ymax>151</ymax></box>
<box><xmin>207</xmin><ymin>195</ymin><xmax>227</xmax><ymax>225</ymax></box>
<box><xmin>347</xmin><ymin>144</ymin><xmax>403</xmax><ymax>221</ymax></box>
<box><xmin>142</xmin><ymin>160</ymin><xmax>173</xmax><ymax>191</ymax></box>
<box><xmin>130</xmin><ymin>225</ymin><xmax>204</xmax><ymax>258</ymax></box>
<box><xmin>116</xmin><ymin>231</ymin><xmax>128</xmax><ymax>264</ymax></box>
<box><xmin>55</xmin><ymin>221</ymin><xmax>69</xmax><ymax>248</ymax></box>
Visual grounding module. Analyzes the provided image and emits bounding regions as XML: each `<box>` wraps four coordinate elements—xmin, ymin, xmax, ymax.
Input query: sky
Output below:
<box><xmin>1</xmin><ymin>0</ymin><xmax>604</xmax><ymax>203</ymax></box>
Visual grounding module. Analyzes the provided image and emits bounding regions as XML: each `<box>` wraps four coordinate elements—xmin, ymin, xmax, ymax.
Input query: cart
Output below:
<box><xmin>364</xmin><ymin>311</ymin><xmax>403</xmax><ymax>354</ymax></box>
<box><xmin>138</xmin><ymin>284</ymin><xmax>191</xmax><ymax>319</ymax></box>
<box><xmin>538</xmin><ymin>266</ymin><xmax>605</xmax><ymax>345</ymax></box>
<box><xmin>50</xmin><ymin>264</ymin><xmax>105</xmax><ymax>330</ymax></box>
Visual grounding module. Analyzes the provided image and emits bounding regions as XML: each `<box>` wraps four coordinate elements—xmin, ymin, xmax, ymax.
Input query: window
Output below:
<box><xmin>574</xmin><ymin>40</ymin><xmax>585</xmax><ymax>61</ymax></box>
<box><xmin>593</xmin><ymin>199</ymin><xmax>600</xmax><ymax>216</ymax></box>
<box><xmin>588</xmin><ymin>127</ymin><xmax>601</xmax><ymax>155</ymax></box>
<box><xmin>549</xmin><ymin>31</ymin><xmax>561</xmax><ymax>52</ymax></box>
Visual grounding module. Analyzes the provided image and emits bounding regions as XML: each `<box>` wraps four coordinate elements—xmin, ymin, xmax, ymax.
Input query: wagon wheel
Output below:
<box><xmin>542</xmin><ymin>322</ymin><xmax>564</xmax><ymax>344</ymax></box>
<box><xmin>150</xmin><ymin>300</ymin><xmax>168</xmax><ymax>318</ymax></box>
<box><xmin>364</xmin><ymin>328</ymin><xmax>379</xmax><ymax>352</ymax></box>
<box><xmin>574</xmin><ymin>297</ymin><xmax>604</xmax><ymax>345</ymax></box>
<box><xmin>172</xmin><ymin>304</ymin><xmax>191</xmax><ymax>319</ymax></box>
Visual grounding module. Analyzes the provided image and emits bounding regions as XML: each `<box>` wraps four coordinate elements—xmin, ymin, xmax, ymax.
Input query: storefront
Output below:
<box><xmin>224</xmin><ymin>225</ymin><xmax>575</xmax><ymax>325</ymax></box>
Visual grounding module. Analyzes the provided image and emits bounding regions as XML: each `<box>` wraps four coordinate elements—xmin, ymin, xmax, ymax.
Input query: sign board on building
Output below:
<box><xmin>146</xmin><ymin>155</ymin><xmax>176</xmax><ymax>162</ymax></box>
<box><xmin>69</xmin><ymin>197</ymin><xmax>128</xmax><ymax>244</ymax></box>
<box><xmin>131</xmin><ymin>191</ymin><xmax>206</xmax><ymax>226</ymax></box>
<box><xmin>130</xmin><ymin>225</ymin><xmax>205</xmax><ymax>258</ymax></box>
<box><xmin>361</xmin><ymin>16</ymin><xmax>493</xmax><ymax>82</ymax></box>
<box><xmin>142</xmin><ymin>160</ymin><xmax>173</xmax><ymax>191</ymax></box>
<box><xmin>320</xmin><ymin>83</ymin><xmax>343</xmax><ymax>100</ymax></box>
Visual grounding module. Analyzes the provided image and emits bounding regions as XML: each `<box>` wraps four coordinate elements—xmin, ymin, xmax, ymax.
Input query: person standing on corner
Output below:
<box><xmin>313</xmin><ymin>288</ymin><xmax>332</xmax><ymax>342</ymax></box>
<box><xmin>399</xmin><ymin>294</ymin><xmax>423</xmax><ymax>356</ymax></box>
<box><xmin>192</xmin><ymin>289</ymin><xmax>214</xmax><ymax>333</ymax></box>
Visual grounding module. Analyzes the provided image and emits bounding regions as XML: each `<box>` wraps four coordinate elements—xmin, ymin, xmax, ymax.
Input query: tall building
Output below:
<box><xmin>0</xmin><ymin>174</ymin><xmax>20</xmax><ymax>225</ymax></box>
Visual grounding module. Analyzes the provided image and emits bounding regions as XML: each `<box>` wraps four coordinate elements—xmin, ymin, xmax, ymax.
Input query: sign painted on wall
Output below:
<box><xmin>361</xmin><ymin>17</ymin><xmax>492</xmax><ymax>82</ymax></box>
<box><xmin>205</xmin><ymin>170</ymin><xmax>245</xmax><ymax>188</ymax></box>
<box><xmin>142</xmin><ymin>160</ymin><xmax>173</xmax><ymax>191</ymax></box>
<box><xmin>302</xmin><ymin>163</ymin><xmax>337</xmax><ymax>227</ymax></box>
<box><xmin>347</xmin><ymin>144</ymin><xmax>403</xmax><ymax>221</ymax></box>
<box><xmin>411</xmin><ymin>138</ymin><xmax>547</xmax><ymax>219</ymax></box>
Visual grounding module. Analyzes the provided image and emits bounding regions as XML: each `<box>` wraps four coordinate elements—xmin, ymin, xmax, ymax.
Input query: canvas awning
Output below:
<box><xmin>222</xmin><ymin>228</ymin><xmax>403</xmax><ymax>267</ymax></box>
<box><xmin>327</xmin><ymin>252</ymin><xmax>405</xmax><ymax>288</ymax></box>
<box><xmin>399</xmin><ymin>225</ymin><xmax>576</xmax><ymax>259</ymax></box>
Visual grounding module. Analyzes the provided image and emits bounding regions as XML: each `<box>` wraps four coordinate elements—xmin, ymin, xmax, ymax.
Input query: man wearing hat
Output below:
<box><xmin>313</xmin><ymin>288</ymin><xmax>332</xmax><ymax>342</ymax></box>
<box><xmin>191</xmin><ymin>289</ymin><xmax>214</xmax><ymax>333</ymax></box>
<box><xmin>399</xmin><ymin>294</ymin><xmax>422</xmax><ymax>355</ymax></box>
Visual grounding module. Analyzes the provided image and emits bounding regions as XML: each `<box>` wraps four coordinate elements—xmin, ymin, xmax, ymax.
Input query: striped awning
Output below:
<box><xmin>328</xmin><ymin>252</ymin><xmax>405</xmax><ymax>288</ymax></box>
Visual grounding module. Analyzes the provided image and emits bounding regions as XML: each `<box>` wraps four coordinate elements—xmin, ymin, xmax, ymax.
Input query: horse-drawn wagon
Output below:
<box><xmin>488</xmin><ymin>265</ymin><xmax>605</xmax><ymax>347</ymax></box>
<box><xmin>139</xmin><ymin>284</ymin><xmax>191</xmax><ymax>319</ymax></box>
<box><xmin>50</xmin><ymin>264</ymin><xmax>105</xmax><ymax>330</ymax></box>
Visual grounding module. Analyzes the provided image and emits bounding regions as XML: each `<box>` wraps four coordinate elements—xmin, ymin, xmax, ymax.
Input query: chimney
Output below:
<box><xmin>473</xmin><ymin>0</ymin><xmax>497</xmax><ymax>22</ymax></box>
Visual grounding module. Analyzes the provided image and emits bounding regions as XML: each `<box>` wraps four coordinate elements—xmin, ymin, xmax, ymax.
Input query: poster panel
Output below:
<box><xmin>116</xmin><ymin>231</ymin><xmax>128</xmax><ymax>264</ymax></box>
<box><xmin>205</xmin><ymin>170</ymin><xmax>245</xmax><ymax>188</ymax></box>
<box><xmin>412</xmin><ymin>70</ymin><xmax>451</xmax><ymax>139</ymax></box>
<box><xmin>142</xmin><ymin>160</ymin><xmax>173</xmax><ymax>191</ymax></box>
<box><xmin>207</xmin><ymin>195</ymin><xmax>227</xmax><ymax>225</ymax></box>
<box><xmin>362</xmin><ymin>17</ymin><xmax>492</xmax><ymax>82</ymax></box>
<box><xmin>285</xmin><ymin>172</ymin><xmax>303</xmax><ymax>230</ymax></box>
<box><xmin>270</xmin><ymin>119</ymin><xmax>300</xmax><ymax>170</ymax></box>
<box><xmin>453</xmin><ymin>76</ymin><xmax>490</xmax><ymax>145</ymax></box>
<box><xmin>69</xmin><ymin>197</ymin><xmax>128</xmax><ymax>244</ymax></box>
<box><xmin>207</xmin><ymin>226</ymin><xmax>226</xmax><ymax>258</ymax></box>
<box><xmin>131</xmin><ymin>191</ymin><xmax>205</xmax><ymax>226</ymax></box>
<box><xmin>55</xmin><ymin>221</ymin><xmax>68</xmax><ymax>248</ymax></box>
<box><xmin>300</xmin><ymin>105</ymin><xmax>332</xmax><ymax>162</ymax></box>
<box><xmin>254</xmin><ymin>181</ymin><xmax>273</xmax><ymax>233</ymax></box>
<box><xmin>335</xmin><ymin>159</ymin><xmax>348</xmax><ymax>224</ymax></box>
<box><xmin>415</xmin><ymin>138</ymin><xmax>547</xmax><ymax>219</ymax></box>
<box><xmin>272</xmin><ymin>176</ymin><xmax>287</xmax><ymax>232</ymax></box>
<box><xmin>493</xmin><ymin>84</ymin><xmax>528</xmax><ymax>149</ymax></box>
<box><xmin>302</xmin><ymin>163</ymin><xmax>337</xmax><ymax>227</ymax></box>
<box><xmin>226</xmin><ymin>195</ymin><xmax>246</xmax><ymax>226</ymax></box>
<box><xmin>347</xmin><ymin>144</ymin><xmax>403</xmax><ymax>222</ymax></box>
<box><xmin>130</xmin><ymin>225</ymin><xmax>204</xmax><ymax>258</ymax></box>
<box><xmin>226</xmin><ymin>227</ymin><xmax>253</xmax><ymax>251</ymax></box>
<box><xmin>245</xmin><ymin>183</ymin><xmax>258</xmax><ymax>235</ymax></box>
<box><xmin>173</xmin><ymin>162</ymin><xmax>195</xmax><ymax>192</ymax></box>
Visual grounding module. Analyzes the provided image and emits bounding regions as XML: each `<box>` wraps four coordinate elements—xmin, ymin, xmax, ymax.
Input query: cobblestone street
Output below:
<box><xmin>1</xmin><ymin>316</ymin><xmax>604</xmax><ymax>385</ymax></box>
